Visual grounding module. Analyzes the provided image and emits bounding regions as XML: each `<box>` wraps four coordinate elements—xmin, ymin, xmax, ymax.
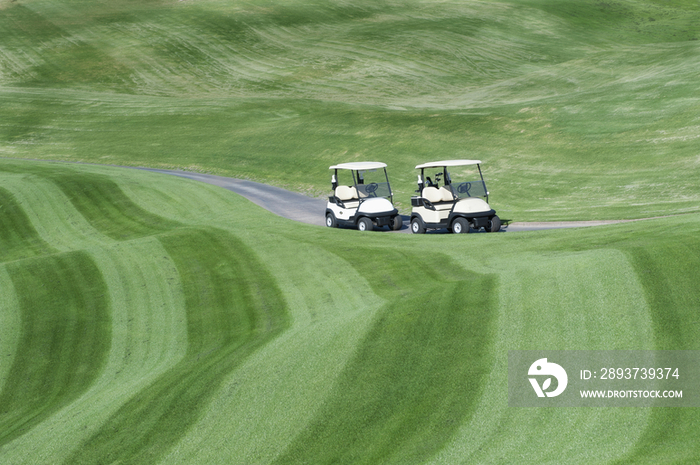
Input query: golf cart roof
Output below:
<box><xmin>329</xmin><ymin>161</ymin><xmax>387</xmax><ymax>171</ymax></box>
<box><xmin>415</xmin><ymin>159</ymin><xmax>482</xmax><ymax>169</ymax></box>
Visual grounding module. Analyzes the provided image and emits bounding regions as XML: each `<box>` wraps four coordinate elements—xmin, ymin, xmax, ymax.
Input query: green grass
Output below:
<box><xmin>0</xmin><ymin>251</ymin><xmax>110</xmax><ymax>445</ymax></box>
<box><xmin>0</xmin><ymin>163</ymin><xmax>180</xmax><ymax>239</ymax></box>
<box><xmin>2</xmin><ymin>0</ymin><xmax>700</xmax><ymax>462</ymax></box>
<box><xmin>68</xmin><ymin>227</ymin><xmax>289</xmax><ymax>464</ymax></box>
<box><xmin>1</xmin><ymin>0</ymin><xmax>699</xmax><ymax>219</ymax></box>
<box><xmin>0</xmin><ymin>186</ymin><xmax>53</xmax><ymax>261</ymax></box>
<box><xmin>1</xmin><ymin>158</ymin><xmax>699</xmax><ymax>464</ymax></box>
<box><xmin>274</xmin><ymin>251</ymin><xmax>497</xmax><ymax>464</ymax></box>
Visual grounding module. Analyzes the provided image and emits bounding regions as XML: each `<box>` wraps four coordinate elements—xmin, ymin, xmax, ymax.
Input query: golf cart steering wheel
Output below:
<box><xmin>365</xmin><ymin>182</ymin><xmax>379</xmax><ymax>196</ymax></box>
<box><xmin>457</xmin><ymin>182</ymin><xmax>472</xmax><ymax>196</ymax></box>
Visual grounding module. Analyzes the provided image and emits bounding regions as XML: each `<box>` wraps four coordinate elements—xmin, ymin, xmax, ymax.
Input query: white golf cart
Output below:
<box><xmin>326</xmin><ymin>162</ymin><xmax>402</xmax><ymax>231</ymax></box>
<box><xmin>410</xmin><ymin>160</ymin><xmax>500</xmax><ymax>234</ymax></box>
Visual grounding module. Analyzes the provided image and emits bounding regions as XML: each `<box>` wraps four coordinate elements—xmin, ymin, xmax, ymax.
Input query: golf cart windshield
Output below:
<box><xmin>354</xmin><ymin>169</ymin><xmax>391</xmax><ymax>198</ymax></box>
<box><xmin>421</xmin><ymin>164</ymin><xmax>488</xmax><ymax>199</ymax></box>
<box><xmin>452</xmin><ymin>179</ymin><xmax>487</xmax><ymax>199</ymax></box>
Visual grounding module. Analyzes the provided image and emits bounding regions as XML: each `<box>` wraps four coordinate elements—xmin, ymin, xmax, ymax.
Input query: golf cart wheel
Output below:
<box><xmin>487</xmin><ymin>215</ymin><xmax>501</xmax><ymax>232</ymax></box>
<box><xmin>357</xmin><ymin>217</ymin><xmax>374</xmax><ymax>231</ymax></box>
<box><xmin>452</xmin><ymin>217</ymin><xmax>470</xmax><ymax>234</ymax></box>
<box><xmin>326</xmin><ymin>212</ymin><xmax>337</xmax><ymax>228</ymax></box>
<box><xmin>410</xmin><ymin>217</ymin><xmax>426</xmax><ymax>234</ymax></box>
<box><xmin>391</xmin><ymin>215</ymin><xmax>402</xmax><ymax>231</ymax></box>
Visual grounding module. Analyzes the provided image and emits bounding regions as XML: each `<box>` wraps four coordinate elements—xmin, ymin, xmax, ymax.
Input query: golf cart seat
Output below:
<box><xmin>335</xmin><ymin>185</ymin><xmax>360</xmax><ymax>207</ymax></box>
<box><xmin>336</xmin><ymin>185</ymin><xmax>358</xmax><ymax>200</ymax></box>
<box><xmin>439</xmin><ymin>187</ymin><xmax>455</xmax><ymax>201</ymax></box>
<box><xmin>422</xmin><ymin>187</ymin><xmax>454</xmax><ymax>210</ymax></box>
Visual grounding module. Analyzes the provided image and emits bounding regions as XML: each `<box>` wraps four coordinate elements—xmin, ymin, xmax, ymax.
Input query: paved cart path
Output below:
<box><xmin>140</xmin><ymin>168</ymin><xmax>655</xmax><ymax>232</ymax></box>
<box><xmin>140</xmin><ymin>168</ymin><xmax>328</xmax><ymax>227</ymax></box>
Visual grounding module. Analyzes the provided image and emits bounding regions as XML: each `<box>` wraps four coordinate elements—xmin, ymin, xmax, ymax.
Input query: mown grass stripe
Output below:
<box><xmin>0</xmin><ymin>236</ymin><xmax>190</xmax><ymax>464</ymax></box>
<box><xmin>612</xmin><ymin>232</ymin><xmax>700</xmax><ymax>464</ymax></box>
<box><xmin>0</xmin><ymin>186</ymin><xmax>54</xmax><ymax>262</ymax></box>
<box><xmin>68</xmin><ymin>227</ymin><xmax>289</xmax><ymax>464</ymax></box>
<box><xmin>0</xmin><ymin>251</ymin><xmax>111</xmax><ymax>445</ymax></box>
<box><xmin>431</xmin><ymin>247</ymin><xmax>654</xmax><ymax>464</ymax></box>
<box><xmin>48</xmin><ymin>173</ymin><xmax>182</xmax><ymax>241</ymax></box>
<box><xmin>0</xmin><ymin>266</ymin><xmax>21</xmax><ymax>396</ymax></box>
<box><xmin>1</xmin><ymin>162</ymin><xmax>181</xmax><ymax>241</ymax></box>
<box><xmin>274</xmin><ymin>248</ymin><xmax>497</xmax><ymax>464</ymax></box>
<box><xmin>154</xmin><ymin>231</ymin><xmax>387</xmax><ymax>464</ymax></box>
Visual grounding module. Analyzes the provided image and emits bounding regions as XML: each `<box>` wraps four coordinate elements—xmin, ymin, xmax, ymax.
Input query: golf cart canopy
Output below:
<box><xmin>415</xmin><ymin>159</ymin><xmax>482</xmax><ymax>169</ymax></box>
<box><xmin>329</xmin><ymin>162</ymin><xmax>387</xmax><ymax>171</ymax></box>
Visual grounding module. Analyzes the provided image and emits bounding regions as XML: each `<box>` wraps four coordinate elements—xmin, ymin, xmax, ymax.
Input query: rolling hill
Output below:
<box><xmin>1</xmin><ymin>0</ymin><xmax>700</xmax><ymax>463</ymax></box>
<box><xmin>1</xmin><ymin>0</ymin><xmax>699</xmax><ymax>219</ymax></box>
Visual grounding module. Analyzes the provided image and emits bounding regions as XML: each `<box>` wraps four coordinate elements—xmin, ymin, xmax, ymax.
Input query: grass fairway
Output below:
<box><xmin>1</xmin><ymin>0</ymin><xmax>699</xmax><ymax>219</ymax></box>
<box><xmin>1</xmin><ymin>158</ymin><xmax>699</xmax><ymax>464</ymax></box>
<box><xmin>1</xmin><ymin>0</ymin><xmax>699</xmax><ymax>462</ymax></box>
